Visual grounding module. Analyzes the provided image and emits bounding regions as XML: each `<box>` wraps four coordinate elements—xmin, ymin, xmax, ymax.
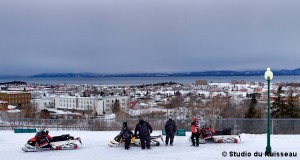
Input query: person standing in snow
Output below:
<box><xmin>134</xmin><ymin>116</ymin><xmax>153</xmax><ymax>149</ymax></box>
<box><xmin>164</xmin><ymin>115</ymin><xmax>177</xmax><ymax>146</ymax></box>
<box><xmin>190</xmin><ymin>117</ymin><xmax>200</xmax><ymax>147</ymax></box>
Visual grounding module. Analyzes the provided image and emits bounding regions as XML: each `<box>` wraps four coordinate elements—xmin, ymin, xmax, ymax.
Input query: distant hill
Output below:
<box><xmin>0</xmin><ymin>81</ymin><xmax>27</xmax><ymax>85</ymax></box>
<box><xmin>29</xmin><ymin>68</ymin><xmax>300</xmax><ymax>78</ymax></box>
<box><xmin>30</xmin><ymin>73</ymin><xmax>104</xmax><ymax>78</ymax></box>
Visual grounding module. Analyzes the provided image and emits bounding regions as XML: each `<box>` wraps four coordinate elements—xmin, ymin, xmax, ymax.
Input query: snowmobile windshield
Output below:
<box><xmin>35</xmin><ymin>132</ymin><xmax>41</xmax><ymax>137</ymax></box>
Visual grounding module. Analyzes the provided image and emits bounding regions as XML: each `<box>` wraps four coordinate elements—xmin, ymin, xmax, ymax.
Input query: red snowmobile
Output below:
<box><xmin>199</xmin><ymin>126</ymin><xmax>216</xmax><ymax>140</ymax></box>
<box><xmin>22</xmin><ymin>130</ymin><xmax>82</xmax><ymax>152</ymax></box>
<box><xmin>198</xmin><ymin>126</ymin><xmax>240</xmax><ymax>143</ymax></box>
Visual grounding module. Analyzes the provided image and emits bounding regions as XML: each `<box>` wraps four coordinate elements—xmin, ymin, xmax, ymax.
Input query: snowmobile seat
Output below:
<box><xmin>215</xmin><ymin>128</ymin><xmax>232</xmax><ymax>135</ymax></box>
<box><xmin>52</xmin><ymin>134</ymin><xmax>71</xmax><ymax>142</ymax></box>
<box><xmin>222</xmin><ymin>128</ymin><xmax>232</xmax><ymax>135</ymax></box>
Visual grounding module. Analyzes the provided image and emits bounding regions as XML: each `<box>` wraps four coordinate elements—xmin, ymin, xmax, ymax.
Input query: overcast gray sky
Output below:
<box><xmin>1</xmin><ymin>0</ymin><xmax>300</xmax><ymax>75</ymax></box>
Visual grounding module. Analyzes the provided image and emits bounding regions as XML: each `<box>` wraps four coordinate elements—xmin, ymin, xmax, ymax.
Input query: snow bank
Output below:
<box><xmin>0</xmin><ymin>130</ymin><xmax>299</xmax><ymax>160</ymax></box>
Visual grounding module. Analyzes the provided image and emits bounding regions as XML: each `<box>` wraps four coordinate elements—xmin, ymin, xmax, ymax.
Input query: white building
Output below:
<box><xmin>31</xmin><ymin>96</ymin><xmax>55</xmax><ymax>111</ymax></box>
<box><xmin>53</xmin><ymin>95</ymin><xmax>130</xmax><ymax>115</ymax></box>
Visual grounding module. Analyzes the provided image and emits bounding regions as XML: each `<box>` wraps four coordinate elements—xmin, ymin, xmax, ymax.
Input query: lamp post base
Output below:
<box><xmin>265</xmin><ymin>146</ymin><xmax>272</xmax><ymax>155</ymax></box>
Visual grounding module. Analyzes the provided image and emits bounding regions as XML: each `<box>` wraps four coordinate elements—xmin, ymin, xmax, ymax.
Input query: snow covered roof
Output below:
<box><xmin>7</xmin><ymin>109</ymin><xmax>20</xmax><ymax>113</ymax></box>
<box><xmin>47</xmin><ymin>109</ymin><xmax>81</xmax><ymax>115</ymax></box>
<box><xmin>8</xmin><ymin>105</ymin><xmax>17</xmax><ymax>110</ymax></box>
<box><xmin>0</xmin><ymin>91</ymin><xmax>30</xmax><ymax>94</ymax></box>
<box><xmin>127</xmin><ymin>107</ymin><xmax>166</xmax><ymax>116</ymax></box>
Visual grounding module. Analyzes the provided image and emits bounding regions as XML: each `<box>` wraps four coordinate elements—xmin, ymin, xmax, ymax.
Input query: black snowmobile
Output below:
<box><xmin>22</xmin><ymin>130</ymin><xmax>82</xmax><ymax>152</ymax></box>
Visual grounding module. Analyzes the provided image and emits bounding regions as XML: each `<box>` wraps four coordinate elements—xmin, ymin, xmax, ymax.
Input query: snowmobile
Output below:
<box><xmin>22</xmin><ymin>130</ymin><xmax>82</xmax><ymax>152</ymax></box>
<box><xmin>189</xmin><ymin>126</ymin><xmax>241</xmax><ymax>144</ymax></box>
<box><xmin>108</xmin><ymin>134</ymin><xmax>163</xmax><ymax>147</ymax></box>
<box><xmin>211</xmin><ymin>127</ymin><xmax>241</xmax><ymax>143</ymax></box>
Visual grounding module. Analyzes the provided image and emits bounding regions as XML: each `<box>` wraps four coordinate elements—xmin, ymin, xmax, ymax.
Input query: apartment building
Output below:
<box><xmin>54</xmin><ymin>95</ymin><xmax>129</xmax><ymax>115</ymax></box>
<box><xmin>0</xmin><ymin>91</ymin><xmax>31</xmax><ymax>107</ymax></box>
<box><xmin>0</xmin><ymin>100</ymin><xmax>8</xmax><ymax>110</ymax></box>
<box><xmin>196</xmin><ymin>80</ymin><xmax>208</xmax><ymax>85</ymax></box>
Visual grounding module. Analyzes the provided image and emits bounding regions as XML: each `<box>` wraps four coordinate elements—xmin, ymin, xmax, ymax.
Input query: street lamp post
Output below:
<box><xmin>264</xmin><ymin>67</ymin><xmax>273</xmax><ymax>155</ymax></box>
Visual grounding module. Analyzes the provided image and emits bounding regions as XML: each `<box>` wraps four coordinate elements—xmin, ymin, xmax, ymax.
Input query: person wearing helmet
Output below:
<box><xmin>190</xmin><ymin>117</ymin><xmax>200</xmax><ymax>147</ymax></box>
<box><xmin>165</xmin><ymin>115</ymin><xmax>177</xmax><ymax>146</ymax></box>
<box><xmin>121</xmin><ymin>122</ymin><xmax>133</xmax><ymax>150</ymax></box>
<box><xmin>134</xmin><ymin>116</ymin><xmax>153</xmax><ymax>149</ymax></box>
<box><xmin>36</xmin><ymin>130</ymin><xmax>53</xmax><ymax>149</ymax></box>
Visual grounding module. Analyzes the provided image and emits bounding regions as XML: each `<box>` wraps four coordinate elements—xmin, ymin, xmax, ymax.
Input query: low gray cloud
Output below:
<box><xmin>1</xmin><ymin>0</ymin><xmax>300</xmax><ymax>75</ymax></box>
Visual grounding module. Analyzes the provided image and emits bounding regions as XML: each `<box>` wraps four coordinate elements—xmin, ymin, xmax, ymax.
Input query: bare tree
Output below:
<box><xmin>203</xmin><ymin>95</ymin><xmax>229</xmax><ymax>128</ymax></box>
<box><xmin>22</xmin><ymin>103</ymin><xmax>38</xmax><ymax>119</ymax></box>
<box><xmin>220</xmin><ymin>99</ymin><xmax>242</xmax><ymax>118</ymax></box>
<box><xmin>167</xmin><ymin>94</ymin><xmax>185</xmax><ymax>117</ymax></box>
<box><xmin>2</xmin><ymin>111</ymin><xmax>24</xmax><ymax>129</ymax></box>
<box><xmin>187</xmin><ymin>95</ymin><xmax>204</xmax><ymax>118</ymax></box>
<box><xmin>204</xmin><ymin>95</ymin><xmax>228</xmax><ymax>118</ymax></box>
<box><xmin>39</xmin><ymin>109</ymin><xmax>51</xmax><ymax>119</ymax></box>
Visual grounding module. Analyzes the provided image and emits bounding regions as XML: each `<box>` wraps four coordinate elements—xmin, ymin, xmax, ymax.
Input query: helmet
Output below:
<box><xmin>192</xmin><ymin>117</ymin><xmax>197</xmax><ymax>121</ymax></box>
<box><xmin>138</xmin><ymin>116</ymin><xmax>143</xmax><ymax>121</ymax></box>
<box><xmin>40</xmin><ymin>130</ymin><xmax>46</xmax><ymax>135</ymax></box>
<box><xmin>138</xmin><ymin>116</ymin><xmax>144</xmax><ymax>123</ymax></box>
<box><xmin>39</xmin><ymin>129</ymin><xmax>48</xmax><ymax>135</ymax></box>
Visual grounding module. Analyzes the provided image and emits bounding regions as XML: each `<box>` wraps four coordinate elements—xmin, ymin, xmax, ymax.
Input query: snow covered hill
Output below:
<box><xmin>0</xmin><ymin>130</ymin><xmax>299</xmax><ymax>160</ymax></box>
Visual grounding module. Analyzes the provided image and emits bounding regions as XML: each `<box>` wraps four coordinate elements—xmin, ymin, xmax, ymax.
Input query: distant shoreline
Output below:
<box><xmin>1</xmin><ymin>68</ymin><xmax>300</xmax><ymax>78</ymax></box>
<box><xmin>0</xmin><ymin>75</ymin><xmax>300</xmax><ymax>85</ymax></box>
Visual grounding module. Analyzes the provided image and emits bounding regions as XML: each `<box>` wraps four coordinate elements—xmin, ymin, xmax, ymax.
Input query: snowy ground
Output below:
<box><xmin>0</xmin><ymin>130</ymin><xmax>299</xmax><ymax>160</ymax></box>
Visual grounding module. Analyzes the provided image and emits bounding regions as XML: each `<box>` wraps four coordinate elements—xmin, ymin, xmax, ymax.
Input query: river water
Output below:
<box><xmin>1</xmin><ymin>76</ymin><xmax>300</xmax><ymax>85</ymax></box>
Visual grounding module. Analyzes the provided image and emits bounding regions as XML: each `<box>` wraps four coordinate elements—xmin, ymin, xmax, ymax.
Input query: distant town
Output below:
<box><xmin>0</xmin><ymin>79</ymin><xmax>299</xmax><ymax>120</ymax></box>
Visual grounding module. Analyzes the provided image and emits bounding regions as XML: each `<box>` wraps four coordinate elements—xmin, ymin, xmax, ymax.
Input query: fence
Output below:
<box><xmin>0</xmin><ymin>117</ymin><xmax>300</xmax><ymax>134</ymax></box>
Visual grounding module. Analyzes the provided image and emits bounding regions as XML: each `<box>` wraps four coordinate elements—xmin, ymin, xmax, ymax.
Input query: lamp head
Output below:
<box><xmin>264</xmin><ymin>67</ymin><xmax>273</xmax><ymax>80</ymax></box>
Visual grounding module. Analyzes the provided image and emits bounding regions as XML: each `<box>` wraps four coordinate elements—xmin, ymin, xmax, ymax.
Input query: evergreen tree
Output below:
<box><xmin>245</xmin><ymin>94</ymin><xmax>262</xmax><ymax>118</ymax></box>
<box><xmin>271</xmin><ymin>86</ymin><xmax>285</xmax><ymax>118</ymax></box>
<box><xmin>112</xmin><ymin>99</ymin><xmax>120</xmax><ymax>113</ymax></box>
<box><xmin>286</xmin><ymin>87</ymin><xmax>300</xmax><ymax>118</ymax></box>
<box><xmin>175</xmin><ymin>91</ymin><xmax>181</xmax><ymax>96</ymax></box>
<box><xmin>271</xmin><ymin>85</ymin><xmax>300</xmax><ymax>118</ymax></box>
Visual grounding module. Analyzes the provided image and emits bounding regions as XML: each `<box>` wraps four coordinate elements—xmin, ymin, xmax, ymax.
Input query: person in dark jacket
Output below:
<box><xmin>36</xmin><ymin>130</ymin><xmax>53</xmax><ymax>149</ymax></box>
<box><xmin>115</xmin><ymin>122</ymin><xmax>126</xmax><ymax>142</ymax></box>
<box><xmin>134</xmin><ymin>116</ymin><xmax>153</xmax><ymax>149</ymax></box>
<box><xmin>115</xmin><ymin>122</ymin><xmax>133</xmax><ymax>149</ymax></box>
<box><xmin>190</xmin><ymin>117</ymin><xmax>200</xmax><ymax>147</ymax></box>
<box><xmin>165</xmin><ymin>116</ymin><xmax>177</xmax><ymax>146</ymax></box>
<box><xmin>121</xmin><ymin>122</ymin><xmax>133</xmax><ymax>150</ymax></box>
